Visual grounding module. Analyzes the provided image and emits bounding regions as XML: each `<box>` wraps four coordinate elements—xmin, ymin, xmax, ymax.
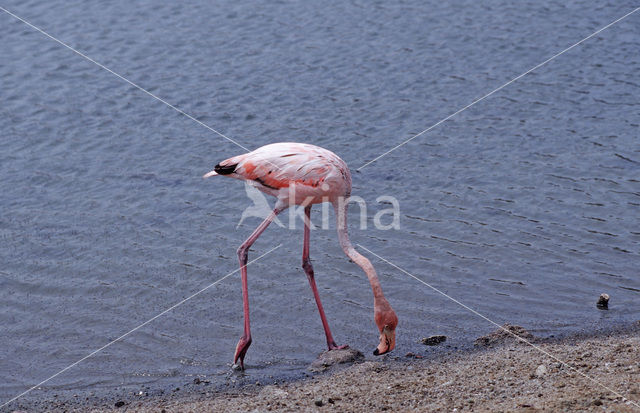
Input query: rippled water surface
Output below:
<box><xmin>1</xmin><ymin>0</ymin><xmax>639</xmax><ymax>405</ymax></box>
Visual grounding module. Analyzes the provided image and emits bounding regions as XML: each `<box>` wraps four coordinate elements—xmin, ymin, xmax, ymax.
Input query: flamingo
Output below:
<box><xmin>203</xmin><ymin>142</ymin><xmax>398</xmax><ymax>370</ymax></box>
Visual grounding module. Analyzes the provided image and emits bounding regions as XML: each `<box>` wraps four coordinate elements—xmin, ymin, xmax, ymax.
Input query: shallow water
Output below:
<box><xmin>1</xmin><ymin>0</ymin><xmax>639</xmax><ymax>406</ymax></box>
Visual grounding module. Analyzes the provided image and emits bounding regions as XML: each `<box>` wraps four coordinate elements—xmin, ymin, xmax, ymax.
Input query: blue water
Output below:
<box><xmin>1</xmin><ymin>0</ymin><xmax>639</xmax><ymax>407</ymax></box>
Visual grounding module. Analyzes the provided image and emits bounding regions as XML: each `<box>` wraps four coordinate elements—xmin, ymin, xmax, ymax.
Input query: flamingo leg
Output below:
<box><xmin>234</xmin><ymin>206</ymin><xmax>283</xmax><ymax>370</ymax></box>
<box><xmin>302</xmin><ymin>205</ymin><xmax>348</xmax><ymax>351</ymax></box>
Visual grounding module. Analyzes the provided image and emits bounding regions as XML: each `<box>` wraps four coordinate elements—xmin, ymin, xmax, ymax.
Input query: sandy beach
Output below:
<box><xmin>15</xmin><ymin>322</ymin><xmax>638</xmax><ymax>413</ymax></box>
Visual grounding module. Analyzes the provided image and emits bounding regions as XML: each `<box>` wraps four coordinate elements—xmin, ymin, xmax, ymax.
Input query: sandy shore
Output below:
<box><xmin>9</xmin><ymin>323</ymin><xmax>639</xmax><ymax>412</ymax></box>
<box><xmin>73</xmin><ymin>324</ymin><xmax>638</xmax><ymax>413</ymax></box>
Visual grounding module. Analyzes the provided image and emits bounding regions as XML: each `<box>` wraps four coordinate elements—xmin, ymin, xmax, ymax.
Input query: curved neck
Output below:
<box><xmin>333</xmin><ymin>199</ymin><xmax>384</xmax><ymax>300</ymax></box>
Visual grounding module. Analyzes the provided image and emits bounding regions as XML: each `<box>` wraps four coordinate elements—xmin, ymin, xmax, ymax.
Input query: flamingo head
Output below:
<box><xmin>373</xmin><ymin>302</ymin><xmax>398</xmax><ymax>356</ymax></box>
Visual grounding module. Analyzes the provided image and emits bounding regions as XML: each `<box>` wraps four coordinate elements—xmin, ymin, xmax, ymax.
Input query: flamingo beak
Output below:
<box><xmin>373</xmin><ymin>325</ymin><xmax>395</xmax><ymax>356</ymax></box>
<box><xmin>203</xmin><ymin>170</ymin><xmax>218</xmax><ymax>178</ymax></box>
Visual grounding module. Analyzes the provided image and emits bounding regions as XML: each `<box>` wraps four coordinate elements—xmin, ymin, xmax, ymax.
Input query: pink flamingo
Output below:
<box><xmin>204</xmin><ymin>142</ymin><xmax>398</xmax><ymax>370</ymax></box>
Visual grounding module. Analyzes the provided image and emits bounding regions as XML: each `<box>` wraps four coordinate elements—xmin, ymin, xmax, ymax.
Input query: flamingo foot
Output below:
<box><xmin>328</xmin><ymin>341</ymin><xmax>349</xmax><ymax>351</ymax></box>
<box><xmin>233</xmin><ymin>335</ymin><xmax>252</xmax><ymax>370</ymax></box>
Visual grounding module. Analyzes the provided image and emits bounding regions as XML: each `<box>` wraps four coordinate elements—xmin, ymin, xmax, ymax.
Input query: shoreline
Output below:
<box><xmin>7</xmin><ymin>321</ymin><xmax>639</xmax><ymax>412</ymax></box>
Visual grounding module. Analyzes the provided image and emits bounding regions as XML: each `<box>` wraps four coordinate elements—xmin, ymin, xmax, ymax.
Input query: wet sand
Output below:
<box><xmin>17</xmin><ymin>323</ymin><xmax>638</xmax><ymax>413</ymax></box>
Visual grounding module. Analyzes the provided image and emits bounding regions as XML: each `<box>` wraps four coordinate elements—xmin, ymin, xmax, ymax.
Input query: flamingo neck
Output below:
<box><xmin>333</xmin><ymin>200</ymin><xmax>384</xmax><ymax>301</ymax></box>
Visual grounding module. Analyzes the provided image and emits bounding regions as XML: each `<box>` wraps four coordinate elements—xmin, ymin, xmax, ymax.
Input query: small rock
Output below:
<box><xmin>193</xmin><ymin>377</ymin><xmax>201</xmax><ymax>385</ymax></box>
<box><xmin>535</xmin><ymin>364</ymin><xmax>547</xmax><ymax>378</ymax></box>
<box><xmin>597</xmin><ymin>293</ymin><xmax>609</xmax><ymax>309</ymax></box>
<box><xmin>421</xmin><ymin>335</ymin><xmax>447</xmax><ymax>346</ymax></box>
<box><xmin>314</xmin><ymin>398</ymin><xmax>324</xmax><ymax>407</ymax></box>
<box><xmin>474</xmin><ymin>324</ymin><xmax>535</xmax><ymax>347</ymax></box>
<box><xmin>593</xmin><ymin>399</ymin><xmax>603</xmax><ymax>406</ymax></box>
<box><xmin>114</xmin><ymin>401</ymin><xmax>125</xmax><ymax>408</ymax></box>
<box><xmin>309</xmin><ymin>348</ymin><xmax>364</xmax><ymax>372</ymax></box>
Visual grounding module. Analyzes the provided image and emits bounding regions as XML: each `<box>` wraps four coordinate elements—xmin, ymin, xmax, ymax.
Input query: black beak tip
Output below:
<box><xmin>373</xmin><ymin>348</ymin><xmax>380</xmax><ymax>356</ymax></box>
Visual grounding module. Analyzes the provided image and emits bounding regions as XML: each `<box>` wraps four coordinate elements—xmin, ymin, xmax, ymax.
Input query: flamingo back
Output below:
<box><xmin>214</xmin><ymin>142</ymin><xmax>352</xmax><ymax>205</ymax></box>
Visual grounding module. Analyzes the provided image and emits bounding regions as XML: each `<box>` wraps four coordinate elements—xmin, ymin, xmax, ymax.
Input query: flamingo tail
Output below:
<box><xmin>214</xmin><ymin>162</ymin><xmax>237</xmax><ymax>175</ymax></box>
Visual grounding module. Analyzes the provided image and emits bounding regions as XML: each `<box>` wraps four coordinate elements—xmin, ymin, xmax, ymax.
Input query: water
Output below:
<box><xmin>1</xmin><ymin>0</ymin><xmax>639</xmax><ymax>406</ymax></box>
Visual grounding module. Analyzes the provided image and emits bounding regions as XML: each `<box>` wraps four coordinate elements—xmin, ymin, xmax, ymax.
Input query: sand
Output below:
<box><xmin>9</xmin><ymin>323</ymin><xmax>639</xmax><ymax>412</ymax></box>
<box><xmin>81</xmin><ymin>325</ymin><xmax>639</xmax><ymax>412</ymax></box>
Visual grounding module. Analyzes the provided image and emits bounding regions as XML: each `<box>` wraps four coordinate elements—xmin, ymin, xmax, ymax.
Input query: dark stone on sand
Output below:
<box><xmin>597</xmin><ymin>293</ymin><xmax>609</xmax><ymax>309</ymax></box>
<box><xmin>193</xmin><ymin>377</ymin><xmax>201</xmax><ymax>384</ymax></box>
<box><xmin>314</xmin><ymin>398</ymin><xmax>324</xmax><ymax>406</ymax></box>
<box><xmin>421</xmin><ymin>335</ymin><xmax>447</xmax><ymax>346</ymax></box>
<box><xmin>308</xmin><ymin>348</ymin><xmax>364</xmax><ymax>372</ymax></box>
<box><xmin>114</xmin><ymin>400</ymin><xmax>125</xmax><ymax>408</ymax></box>
<box><xmin>475</xmin><ymin>324</ymin><xmax>535</xmax><ymax>347</ymax></box>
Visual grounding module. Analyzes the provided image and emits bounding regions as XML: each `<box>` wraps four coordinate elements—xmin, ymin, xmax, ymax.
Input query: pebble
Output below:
<box><xmin>114</xmin><ymin>401</ymin><xmax>125</xmax><ymax>408</ymax></box>
<box><xmin>475</xmin><ymin>324</ymin><xmax>534</xmax><ymax>347</ymax></box>
<box><xmin>421</xmin><ymin>335</ymin><xmax>447</xmax><ymax>346</ymax></box>
<box><xmin>535</xmin><ymin>364</ymin><xmax>547</xmax><ymax>378</ymax></box>
<box><xmin>597</xmin><ymin>293</ymin><xmax>610</xmax><ymax>309</ymax></box>
<box><xmin>308</xmin><ymin>348</ymin><xmax>364</xmax><ymax>372</ymax></box>
<box><xmin>314</xmin><ymin>398</ymin><xmax>324</xmax><ymax>407</ymax></box>
<box><xmin>404</xmin><ymin>352</ymin><xmax>423</xmax><ymax>359</ymax></box>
